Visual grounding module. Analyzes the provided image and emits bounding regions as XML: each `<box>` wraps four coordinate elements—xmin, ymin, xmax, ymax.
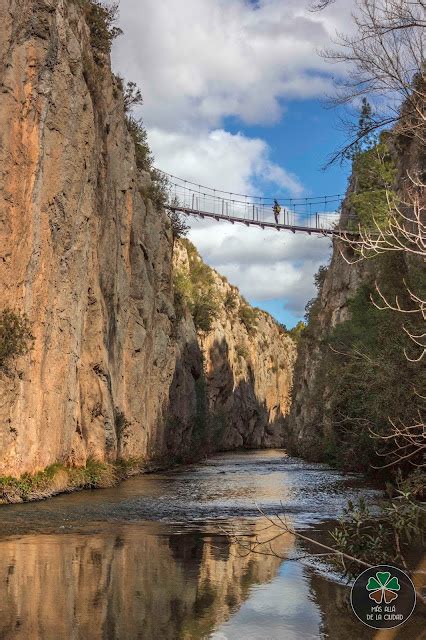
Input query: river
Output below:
<box><xmin>0</xmin><ymin>450</ymin><xmax>423</xmax><ymax>639</ymax></box>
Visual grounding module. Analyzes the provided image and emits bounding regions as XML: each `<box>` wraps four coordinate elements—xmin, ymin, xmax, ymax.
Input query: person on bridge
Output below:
<box><xmin>273</xmin><ymin>199</ymin><xmax>281</xmax><ymax>224</ymax></box>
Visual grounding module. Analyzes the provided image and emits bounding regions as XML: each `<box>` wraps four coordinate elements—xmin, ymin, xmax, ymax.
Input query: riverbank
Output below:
<box><xmin>0</xmin><ymin>457</ymin><xmax>175</xmax><ymax>505</ymax></box>
<box><xmin>0</xmin><ymin>447</ymin><xmax>273</xmax><ymax>505</ymax></box>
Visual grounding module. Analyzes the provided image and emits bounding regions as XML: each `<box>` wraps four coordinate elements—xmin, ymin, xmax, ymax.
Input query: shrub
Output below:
<box><xmin>239</xmin><ymin>305</ymin><xmax>259</xmax><ymax>335</ymax></box>
<box><xmin>348</xmin><ymin>136</ymin><xmax>397</xmax><ymax>230</ymax></box>
<box><xmin>235</xmin><ymin>343</ymin><xmax>249</xmax><ymax>360</ymax></box>
<box><xmin>224</xmin><ymin>290</ymin><xmax>238</xmax><ymax>313</ymax></box>
<box><xmin>82</xmin><ymin>0</ymin><xmax>122</xmax><ymax>63</ymax></box>
<box><xmin>0</xmin><ymin>309</ymin><xmax>34</xmax><ymax>368</ymax></box>
<box><xmin>0</xmin><ymin>459</ymin><xmax>118</xmax><ymax>502</ymax></box>
<box><xmin>321</xmin><ymin>266</ymin><xmax>421</xmax><ymax>470</ymax></box>
<box><xmin>330</xmin><ymin>489</ymin><xmax>424</xmax><ymax>569</ymax></box>
<box><xmin>123</xmin><ymin>81</ymin><xmax>143</xmax><ymax>113</ymax></box>
<box><xmin>191</xmin><ymin>295</ymin><xmax>219</xmax><ymax>332</ymax></box>
<box><xmin>288</xmin><ymin>321</ymin><xmax>306</xmax><ymax>343</ymax></box>
<box><xmin>173</xmin><ymin>272</ymin><xmax>192</xmax><ymax>322</ymax></box>
<box><xmin>192</xmin><ymin>371</ymin><xmax>210</xmax><ymax>454</ymax></box>
<box><xmin>125</xmin><ymin>117</ymin><xmax>169</xmax><ymax>209</ymax></box>
<box><xmin>115</xmin><ymin>410</ymin><xmax>130</xmax><ymax>443</ymax></box>
<box><xmin>314</xmin><ymin>265</ymin><xmax>328</xmax><ymax>290</ymax></box>
<box><xmin>304</xmin><ymin>264</ymin><xmax>329</xmax><ymax>324</ymax></box>
<box><xmin>168</xmin><ymin>197</ymin><xmax>189</xmax><ymax>240</ymax></box>
<box><xmin>187</xmin><ymin>252</ymin><xmax>215</xmax><ymax>290</ymax></box>
<box><xmin>126</xmin><ymin>116</ymin><xmax>153</xmax><ymax>171</ymax></box>
<box><xmin>173</xmin><ymin>241</ymin><xmax>223</xmax><ymax>332</ymax></box>
<box><xmin>146</xmin><ymin>168</ymin><xmax>169</xmax><ymax>210</ymax></box>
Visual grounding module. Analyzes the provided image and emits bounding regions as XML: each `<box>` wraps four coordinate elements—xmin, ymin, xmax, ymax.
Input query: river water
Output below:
<box><xmin>0</xmin><ymin>450</ymin><xmax>423</xmax><ymax>639</ymax></box>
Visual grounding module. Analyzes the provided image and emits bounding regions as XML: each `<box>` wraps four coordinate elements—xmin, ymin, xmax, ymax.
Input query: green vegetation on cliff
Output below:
<box><xmin>348</xmin><ymin>134</ymin><xmax>397</xmax><ymax>230</ymax></box>
<box><xmin>174</xmin><ymin>240</ymin><xmax>221</xmax><ymax>332</ymax></box>
<box><xmin>80</xmin><ymin>0</ymin><xmax>122</xmax><ymax>63</ymax></box>
<box><xmin>294</xmin><ymin>134</ymin><xmax>424</xmax><ymax>475</ymax></box>
<box><xmin>0</xmin><ymin>309</ymin><xmax>34</xmax><ymax>368</ymax></box>
<box><xmin>320</xmin><ymin>267</ymin><xmax>422</xmax><ymax>470</ymax></box>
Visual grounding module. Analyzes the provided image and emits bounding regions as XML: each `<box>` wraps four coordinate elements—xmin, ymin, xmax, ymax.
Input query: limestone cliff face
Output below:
<box><xmin>288</xmin><ymin>129</ymin><xmax>423</xmax><ymax>461</ymax></box>
<box><xmin>0</xmin><ymin>0</ymin><xmax>185</xmax><ymax>475</ymax></box>
<box><xmin>0</xmin><ymin>0</ymin><xmax>295</xmax><ymax>478</ymax></box>
<box><xmin>173</xmin><ymin>242</ymin><xmax>296</xmax><ymax>450</ymax></box>
<box><xmin>287</xmin><ymin>201</ymin><xmax>371</xmax><ymax>457</ymax></box>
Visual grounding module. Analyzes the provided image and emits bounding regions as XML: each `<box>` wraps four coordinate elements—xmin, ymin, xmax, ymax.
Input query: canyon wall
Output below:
<box><xmin>0</xmin><ymin>0</ymin><xmax>294</xmax><ymax>478</ymax></box>
<box><xmin>287</xmin><ymin>196</ymin><xmax>371</xmax><ymax>458</ymax></box>
<box><xmin>173</xmin><ymin>242</ymin><xmax>295</xmax><ymax>451</ymax></box>
<box><xmin>287</xmin><ymin>128</ymin><xmax>424</xmax><ymax>467</ymax></box>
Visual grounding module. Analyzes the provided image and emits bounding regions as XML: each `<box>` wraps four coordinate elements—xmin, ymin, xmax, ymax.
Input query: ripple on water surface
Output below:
<box><xmin>0</xmin><ymin>450</ymin><xmax>379</xmax><ymax>537</ymax></box>
<box><xmin>0</xmin><ymin>450</ymin><xmax>424</xmax><ymax>640</ymax></box>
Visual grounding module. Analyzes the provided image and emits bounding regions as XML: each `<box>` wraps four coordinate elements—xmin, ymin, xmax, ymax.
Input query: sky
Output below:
<box><xmin>112</xmin><ymin>0</ymin><xmax>356</xmax><ymax>327</ymax></box>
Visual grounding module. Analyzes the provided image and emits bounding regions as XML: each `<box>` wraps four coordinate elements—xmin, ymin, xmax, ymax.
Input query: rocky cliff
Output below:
<box><xmin>288</xmin><ymin>127</ymin><xmax>424</xmax><ymax>468</ymax></box>
<box><xmin>0</xmin><ymin>0</ymin><xmax>294</xmax><ymax>484</ymax></box>
<box><xmin>173</xmin><ymin>241</ymin><xmax>295</xmax><ymax>451</ymax></box>
<box><xmin>287</xmin><ymin>196</ymin><xmax>371</xmax><ymax>459</ymax></box>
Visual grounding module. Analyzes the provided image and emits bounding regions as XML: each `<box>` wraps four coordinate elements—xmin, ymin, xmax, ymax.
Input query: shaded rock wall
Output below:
<box><xmin>173</xmin><ymin>244</ymin><xmax>295</xmax><ymax>450</ymax></box>
<box><xmin>287</xmin><ymin>205</ymin><xmax>371</xmax><ymax>457</ymax></box>
<box><xmin>288</xmin><ymin>131</ymin><xmax>423</xmax><ymax>460</ymax></box>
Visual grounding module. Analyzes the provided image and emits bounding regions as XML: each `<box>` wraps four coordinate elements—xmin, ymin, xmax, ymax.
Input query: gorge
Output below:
<box><xmin>0</xmin><ymin>1</ymin><xmax>424</xmax><ymax>638</ymax></box>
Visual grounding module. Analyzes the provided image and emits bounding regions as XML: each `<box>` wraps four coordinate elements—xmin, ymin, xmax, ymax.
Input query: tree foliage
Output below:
<box><xmin>321</xmin><ymin>0</ymin><xmax>425</xmax><ymax>164</ymax></box>
<box><xmin>82</xmin><ymin>1</ymin><xmax>122</xmax><ymax>63</ymax></box>
<box><xmin>0</xmin><ymin>309</ymin><xmax>34</xmax><ymax>368</ymax></box>
<box><xmin>288</xmin><ymin>321</ymin><xmax>306</xmax><ymax>344</ymax></box>
<box><xmin>330</xmin><ymin>486</ymin><xmax>424</xmax><ymax>569</ymax></box>
<box><xmin>348</xmin><ymin>134</ymin><xmax>397</xmax><ymax>229</ymax></box>
<box><xmin>168</xmin><ymin>197</ymin><xmax>189</xmax><ymax>241</ymax></box>
<box><xmin>322</xmin><ymin>273</ymin><xmax>422</xmax><ymax>470</ymax></box>
<box><xmin>343</xmin><ymin>98</ymin><xmax>378</xmax><ymax>163</ymax></box>
<box><xmin>239</xmin><ymin>304</ymin><xmax>259</xmax><ymax>336</ymax></box>
<box><xmin>173</xmin><ymin>241</ymin><xmax>220</xmax><ymax>332</ymax></box>
<box><xmin>224</xmin><ymin>289</ymin><xmax>239</xmax><ymax>313</ymax></box>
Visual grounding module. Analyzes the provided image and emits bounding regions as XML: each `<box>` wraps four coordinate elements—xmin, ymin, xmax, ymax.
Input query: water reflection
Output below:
<box><xmin>0</xmin><ymin>523</ymin><xmax>293</xmax><ymax>640</ymax></box>
<box><xmin>0</xmin><ymin>451</ymin><xmax>424</xmax><ymax>639</ymax></box>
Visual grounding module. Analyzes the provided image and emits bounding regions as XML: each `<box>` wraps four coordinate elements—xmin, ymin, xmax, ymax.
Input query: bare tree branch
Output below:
<box><xmin>320</xmin><ymin>0</ymin><xmax>425</xmax><ymax>164</ymax></box>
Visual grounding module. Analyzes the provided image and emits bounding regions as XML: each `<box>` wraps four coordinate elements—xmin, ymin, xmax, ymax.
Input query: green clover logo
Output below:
<box><xmin>366</xmin><ymin>571</ymin><xmax>400</xmax><ymax>604</ymax></box>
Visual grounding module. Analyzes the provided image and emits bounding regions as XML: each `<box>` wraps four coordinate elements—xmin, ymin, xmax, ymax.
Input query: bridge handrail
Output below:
<box><xmin>156</xmin><ymin>168</ymin><xmax>344</xmax><ymax>206</ymax></box>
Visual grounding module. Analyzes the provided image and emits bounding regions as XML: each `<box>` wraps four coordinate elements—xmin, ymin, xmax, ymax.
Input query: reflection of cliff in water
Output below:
<box><xmin>0</xmin><ymin>523</ymin><xmax>293</xmax><ymax>640</ymax></box>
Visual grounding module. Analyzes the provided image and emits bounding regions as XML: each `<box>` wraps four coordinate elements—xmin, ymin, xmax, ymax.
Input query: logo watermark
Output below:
<box><xmin>351</xmin><ymin>565</ymin><xmax>416</xmax><ymax>629</ymax></box>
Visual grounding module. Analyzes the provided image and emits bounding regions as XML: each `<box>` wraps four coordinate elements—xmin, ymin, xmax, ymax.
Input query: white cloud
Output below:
<box><xmin>111</xmin><ymin>0</ymin><xmax>352</xmax><ymax>321</ymax></box>
<box><xmin>188</xmin><ymin>220</ymin><xmax>332</xmax><ymax>316</ymax></box>
<box><xmin>113</xmin><ymin>0</ymin><xmax>352</xmax><ymax>131</ymax></box>
<box><xmin>149</xmin><ymin>128</ymin><xmax>303</xmax><ymax>195</ymax></box>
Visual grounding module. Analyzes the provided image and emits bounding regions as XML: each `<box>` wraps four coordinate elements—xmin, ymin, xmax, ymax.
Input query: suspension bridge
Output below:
<box><xmin>159</xmin><ymin>170</ymin><xmax>355</xmax><ymax>237</ymax></box>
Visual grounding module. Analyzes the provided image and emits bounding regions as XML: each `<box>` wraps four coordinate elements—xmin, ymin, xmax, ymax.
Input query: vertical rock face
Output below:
<box><xmin>0</xmin><ymin>0</ymin><xmax>182</xmax><ymax>474</ymax></box>
<box><xmin>0</xmin><ymin>0</ymin><xmax>295</xmax><ymax>478</ymax></box>
<box><xmin>287</xmin><ymin>225</ymin><xmax>370</xmax><ymax>456</ymax></box>
<box><xmin>173</xmin><ymin>243</ymin><xmax>296</xmax><ymax>450</ymax></box>
<box><xmin>288</xmin><ymin>129</ymin><xmax>423</xmax><ymax>461</ymax></box>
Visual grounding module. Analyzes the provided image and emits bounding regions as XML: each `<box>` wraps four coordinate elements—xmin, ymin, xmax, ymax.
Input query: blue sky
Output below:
<box><xmin>223</xmin><ymin>100</ymin><xmax>350</xmax><ymax>326</ymax></box>
<box><xmin>113</xmin><ymin>0</ymin><xmax>355</xmax><ymax>327</ymax></box>
<box><xmin>224</xmin><ymin>100</ymin><xmax>350</xmax><ymax>197</ymax></box>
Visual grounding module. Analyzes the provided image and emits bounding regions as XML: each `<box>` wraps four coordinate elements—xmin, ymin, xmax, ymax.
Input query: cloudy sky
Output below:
<box><xmin>112</xmin><ymin>0</ymin><xmax>355</xmax><ymax>327</ymax></box>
